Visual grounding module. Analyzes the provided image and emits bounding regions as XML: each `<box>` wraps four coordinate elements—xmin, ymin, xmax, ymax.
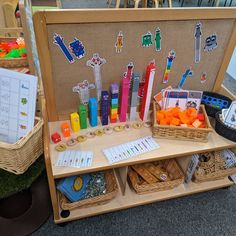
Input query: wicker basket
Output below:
<box><xmin>0</xmin><ymin>37</ymin><xmax>28</xmax><ymax>68</ymax></box>
<box><xmin>152</xmin><ymin>102</ymin><xmax>213</xmax><ymax>142</ymax></box>
<box><xmin>193</xmin><ymin>151</ymin><xmax>236</xmax><ymax>182</ymax></box>
<box><xmin>201</xmin><ymin>91</ymin><xmax>232</xmax><ymax>117</ymax></box>
<box><xmin>59</xmin><ymin>169</ymin><xmax>118</xmax><ymax>210</ymax></box>
<box><xmin>0</xmin><ymin>117</ymin><xmax>44</xmax><ymax>174</ymax></box>
<box><xmin>215</xmin><ymin>111</ymin><xmax>236</xmax><ymax>142</ymax></box>
<box><xmin>128</xmin><ymin>159</ymin><xmax>184</xmax><ymax>195</ymax></box>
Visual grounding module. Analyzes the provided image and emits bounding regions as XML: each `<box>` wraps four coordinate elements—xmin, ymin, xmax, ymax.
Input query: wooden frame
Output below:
<box><xmin>34</xmin><ymin>8</ymin><xmax>236</xmax><ymax>224</ymax></box>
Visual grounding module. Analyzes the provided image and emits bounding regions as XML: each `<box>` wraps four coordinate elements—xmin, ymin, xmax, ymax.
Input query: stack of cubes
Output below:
<box><xmin>110</xmin><ymin>83</ymin><xmax>119</xmax><ymax>123</ymax></box>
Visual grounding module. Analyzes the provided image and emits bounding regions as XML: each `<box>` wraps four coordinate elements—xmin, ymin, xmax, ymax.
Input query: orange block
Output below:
<box><xmin>170</xmin><ymin>117</ymin><xmax>180</xmax><ymax>126</ymax></box>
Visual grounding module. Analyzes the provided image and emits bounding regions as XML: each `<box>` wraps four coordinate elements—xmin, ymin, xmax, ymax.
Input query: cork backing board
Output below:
<box><xmin>44</xmin><ymin>15</ymin><xmax>235</xmax><ymax>119</ymax></box>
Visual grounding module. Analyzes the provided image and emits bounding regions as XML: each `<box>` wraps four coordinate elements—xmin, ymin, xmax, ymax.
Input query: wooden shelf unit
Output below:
<box><xmin>34</xmin><ymin>8</ymin><xmax>236</xmax><ymax>224</ymax></box>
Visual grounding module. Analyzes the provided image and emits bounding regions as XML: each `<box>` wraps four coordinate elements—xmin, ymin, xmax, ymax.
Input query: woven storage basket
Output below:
<box><xmin>59</xmin><ymin>169</ymin><xmax>118</xmax><ymax>210</ymax></box>
<box><xmin>128</xmin><ymin>159</ymin><xmax>184</xmax><ymax>195</ymax></box>
<box><xmin>152</xmin><ymin>102</ymin><xmax>213</xmax><ymax>142</ymax></box>
<box><xmin>215</xmin><ymin>111</ymin><xmax>236</xmax><ymax>142</ymax></box>
<box><xmin>0</xmin><ymin>117</ymin><xmax>43</xmax><ymax>174</ymax></box>
<box><xmin>0</xmin><ymin>37</ymin><xmax>28</xmax><ymax>68</ymax></box>
<box><xmin>201</xmin><ymin>91</ymin><xmax>232</xmax><ymax>117</ymax></box>
<box><xmin>193</xmin><ymin>151</ymin><xmax>236</xmax><ymax>182</ymax></box>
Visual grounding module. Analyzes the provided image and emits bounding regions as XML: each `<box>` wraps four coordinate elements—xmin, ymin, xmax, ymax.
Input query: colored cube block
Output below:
<box><xmin>51</xmin><ymin>132</ymin><xmax>61</xmax><ymax>144</ymax></box>
<box><xmin>111</xmin><ymin>98</ymin><xmax>118</xmax><ymax>105</ymax></box>
<box><xmin>79</xmin><ymin>105</ymin><xmax>88</xmax><ymax>129</ymax></box>
<box><xmin>61</xmin><ymin>122</ymin><xmax>71</xmax><ymax>138</ymax></box>
<box><xmin>110</xmin><ymin>108</ymin><xmax>118</xmax><ymax>115</ymax></box>
<box><xmin>70</xmin><ymin>112</ymin><xmax>80</xmax><ymax>132</ymax></box>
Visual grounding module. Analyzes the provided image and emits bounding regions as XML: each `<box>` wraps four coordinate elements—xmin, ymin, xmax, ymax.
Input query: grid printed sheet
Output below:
<box><xmin>0</xmin><ymin>69</ymin><xmax>37</xmax><ymax>143</ymax></box>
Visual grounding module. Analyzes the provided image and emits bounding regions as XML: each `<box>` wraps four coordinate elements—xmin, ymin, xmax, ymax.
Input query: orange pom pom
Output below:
<box><xmin>170</xmin><ymin>117</ymin><xmax>180</xmax><ymax>126</ymax></box>
<box><xmin>160</xmin><ymin>118</ymin><xmax>170</xmax><ymax>125</ymax></box>
<box><xmin>156</xmin><ymin>111</ymin><xmax>165</xmax><ymax>122</ymax></box>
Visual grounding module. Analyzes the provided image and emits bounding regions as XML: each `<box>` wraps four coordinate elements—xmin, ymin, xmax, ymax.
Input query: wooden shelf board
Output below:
<box><xmin>55</xmin><ymin>177</ymin><xmax>234</xmax><ymax>223</ymax></box>
<box><xmin>49</xmin><ymin>120</ymin><xmax>236</xmax><ymax>179</ymax></box>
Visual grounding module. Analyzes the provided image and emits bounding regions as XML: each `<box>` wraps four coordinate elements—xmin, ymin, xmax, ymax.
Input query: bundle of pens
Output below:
<box><xmin>128</xmin><ymin>159</ymin><xmax>184</xmax><ymax>194</ymax></box>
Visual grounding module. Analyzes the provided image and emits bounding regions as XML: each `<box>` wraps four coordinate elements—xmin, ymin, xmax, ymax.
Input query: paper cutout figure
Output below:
<box><xmin>194</xmin><ymin>22</ymin><xmax>202</xmax><ymax>63</ymax></box>
<box><xmin>142</xmin><ymin>32</ymin><xmax>153</xmax><ymax>47</ymax></box>
<box><xmin>155</xmin><ymin>27</ymin><xmax>161</xmax><ymax>51</ymax></box>
<box><xmin>73</xmin><ymin>80</ymin><xmax>95</xmax><ymax>105</ymax></box>
<box><xmin>163</xmin><ymin>50</ymin><xmax>176</xmax><ymax>84</ymax></box>
<box><xmin>115</xmin><ymin>31</ymin><xmax>124</xmax><ymax>53</ymax></box>
<box><xmin>204</xmin><ymin>34</ymin><xmax>217</xmax><ymax>52</ymax></box>
<box><xmin>53</xmin><ymin>33</ymin><xmax>74</xmax><ymax>64</ymax></box>
<box><xmin>178</xmin><ymin>67</ymin><xmax>193</xmax><ymax>89</ymax></box>
<box><xmin>86</xmin><ymin>53</ymin><xmax>106</xmax><ymax>102</ymax></box>
<box><xmin>201</xmin><ymin>72</ymin><xmax>207</xmax><ymax>83</ymax></box>
<box><xmin>69</xmin><ymin>38</ymin><xmax>85</xmax><ymax>59</ymax></box>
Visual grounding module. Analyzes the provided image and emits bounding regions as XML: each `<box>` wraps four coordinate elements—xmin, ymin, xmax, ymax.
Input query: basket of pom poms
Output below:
<box><xmin>153</xmin><ymin>102</ymin><xmax>213</xmax><ymax>142</ymax></box>
<box><xmin>0</xmin><ymin>37</ymin><xmax>28</xmax><ymax>68</ymax></box>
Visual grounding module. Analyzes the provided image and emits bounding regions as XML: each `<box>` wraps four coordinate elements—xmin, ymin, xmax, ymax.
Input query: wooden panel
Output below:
<box><xmin>55</xmin><ymin>177</ymin><xmax>234</xmax><ymax>223</ymax></box>
<box><xmin>48</xmin><ymin>118</ymin><xmax>236</xmax><ymax>179</ymax></box>
<box><xmin>33</xmin><ymin>9</ymin><xmax>236</xmax><ymax>120</ymax></box>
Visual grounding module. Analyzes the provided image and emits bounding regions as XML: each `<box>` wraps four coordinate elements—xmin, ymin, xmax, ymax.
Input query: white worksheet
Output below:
<box><xmin>0</xmin><ymin>68</ymin><xmax>37</xmax><ymax>143</ymax></box>
<box><xmin>103</xmin><ymin>136</ymin><xmax>160</xmax><ymax>164</ymax></box>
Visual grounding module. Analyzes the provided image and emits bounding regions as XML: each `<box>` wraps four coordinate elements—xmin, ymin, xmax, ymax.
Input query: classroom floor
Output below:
<box><xmin>31</xmin><ymin>1</ymin><xmax>236</xmax><ymax>235</ymax></box>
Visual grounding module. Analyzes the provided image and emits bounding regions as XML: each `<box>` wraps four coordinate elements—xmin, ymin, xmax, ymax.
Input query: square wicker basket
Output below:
<box><xmin>59</xmin><ymin>169</ymin><xmax>118</xmax><ymax>210</ymax></box>
<box><xmin>0</xmin><ymin>117</ymin><xmax>44</xmax><ymax>174</ymax></box>
<box><xmin>128</xmin><ymin>159</ymin><xmax>184</xmax><ymax>195</ymax></box>
<box><xmin>193</xmin><ymin>150</ymin><xmax>236</xmax><ymax>182</ymax></box>
<box><xmin>152</xmin><ymin>102</ymin><xmax>213</xmax><ymax>142</ymax></box>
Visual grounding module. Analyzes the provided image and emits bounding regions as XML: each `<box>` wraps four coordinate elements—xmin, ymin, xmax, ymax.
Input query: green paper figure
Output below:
<box><xmin>21</xmin><ymin>98</ymin><xmax>28</xmax><ymax>105</ymax></box>
<box><xmin>142</xmin><ymin>32</ymin><xmax>153</xmax><ymax>47</ymax></box>
<box><xmin>155</xmin><ymin>27</ymin><xmax>161</xmax><ymax>51</ymax></box>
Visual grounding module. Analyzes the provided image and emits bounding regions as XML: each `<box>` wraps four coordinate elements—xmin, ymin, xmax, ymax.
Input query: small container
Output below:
<box><xmin>201</xmin><ymin>91</ymin><xmax>232</xmax><ymax>117</ymax></box>
<box><xmin>215</xmin><ymin>111</ymin><xmax>236</xmax><ymax>142</ymax></box>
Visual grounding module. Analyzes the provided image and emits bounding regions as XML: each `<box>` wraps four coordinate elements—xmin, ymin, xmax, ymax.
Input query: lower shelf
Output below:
<box><xmin>55</xmin><ymin>177</ymin><xmax>234</xmax><ymax>223</ymax></box>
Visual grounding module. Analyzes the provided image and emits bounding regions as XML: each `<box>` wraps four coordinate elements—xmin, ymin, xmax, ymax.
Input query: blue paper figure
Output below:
<box><xmin>53</xmin><ymin>33</ymin><xmax>74</xmax><ymax>64</ymax></box>
<box><xmin>69</xmin><ymin>38</ymin><xmax>85</xmax><ymax>59</ymax></box>
<box><xmin>178</xmin><ymin>67</ymin><xmax>193</xmax><ymax>89</ymax></box>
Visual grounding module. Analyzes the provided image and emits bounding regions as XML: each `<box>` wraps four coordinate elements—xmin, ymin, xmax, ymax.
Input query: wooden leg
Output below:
<box><xmin>143</xmin><ymin>0</ymin><xmax>148</xmax><ymax>7</ymax></box>
<box><xmin>115</xmin><ymin>0</ymin><xmax>121</xmax><ymax>8</ymax></box>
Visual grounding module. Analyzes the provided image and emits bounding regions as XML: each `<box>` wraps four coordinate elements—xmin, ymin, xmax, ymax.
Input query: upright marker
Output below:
<box><xmin>119</xmin><ymin>62</ymin><xmax>134</xmax><ymax>122</ymax></box>
<box><xmin>140</xmin><ymin>60</ymin><xmax>156</xmax><ymax>121</ymax></box>
<box><xmin>101</xmin><ymin>91</ymin><xmax>109</xmax><ymax>126</ymax></box>
<box><xmin>130</xmin><ymin>72</ymin><xmax>140</xmax><ymax>121</ymax></box>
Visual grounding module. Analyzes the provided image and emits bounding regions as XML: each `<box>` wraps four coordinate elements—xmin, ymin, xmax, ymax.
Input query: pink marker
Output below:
<box><xmin>119</xmin><ymin>62</ymin><xmax>134</xmax><ymax>122</ymax></box>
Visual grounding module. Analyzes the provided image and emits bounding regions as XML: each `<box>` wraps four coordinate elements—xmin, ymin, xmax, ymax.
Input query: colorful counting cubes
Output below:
<box><xmin>110</xmin><ymin>83</ymin><xmax>119</xmax><ymax>123</ymax></box>
<box><xmin>61</xmin><ymin>122</ymin><xmax>71</xmax><ymax>138</ymax></box>
<box><xmin>79</xmin><ymin>105</ymin><xmax>87</xmax><ymax>129</ymax></box>
<box><xmin>70</xmin><ymin>112</ymin><xmax>80</xmax><ymax>132</ymax></box>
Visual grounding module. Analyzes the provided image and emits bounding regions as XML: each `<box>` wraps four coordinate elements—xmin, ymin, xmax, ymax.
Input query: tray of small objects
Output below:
<box><xmin>0</xmin><ymin>37</ymin><xmax>28</xmax><ymax>68</ymax></box>
<box><xmin>193</xmin><ymin>149</ymin><xmax>236</xmax><ymax>182</ymax></box>
<box><xmin>57</xmin><ymin>169</ymin><xmax>118</xmax><ymax>210</ymax></box>
<box><xmin>128</xmin><ymin>159</ymin><xmax>184</xmax><ymax>194</ymax></box>
<box><xmin>153</xmin><ymin>88</ymin><xmax>213</xmax><ymax>142</ymax></box>
<box><xmin>201</xmin><ymin>91</ymin><xmax>232</xmax><ymax>117</ymax></box>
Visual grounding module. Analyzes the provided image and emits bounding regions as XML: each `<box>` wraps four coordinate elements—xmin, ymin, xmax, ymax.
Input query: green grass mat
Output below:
<box><xmin>0</xmin><ymin>156</ymin><xmax>45</xmax><ymax>199</ymax></box>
